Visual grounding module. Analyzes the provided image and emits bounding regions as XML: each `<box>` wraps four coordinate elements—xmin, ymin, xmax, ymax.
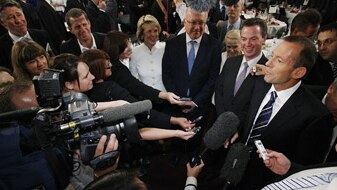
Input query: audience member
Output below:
<box><xmin>304</xmin><ymin>22</ymin><xmax>337</xmax><ymax>86</ymax></box>
<box><xmin>11</xmin><ymin>39</ymin><xmax>49</xmax><ymax>81</ymax></box>
<box><xmin>35</xmin><ymin>0</ymin><xmax>68</xmax><ymax>53</ymax></box>
<box><xmin>61</xmin><ymin>8</ymin><xmax>105</xmax><ymax>56</ymax></box>
<box><xmin>263</xmin><ymin>8</ymin><xmax>321</xmax><ymax>59</ymax></box>
<box><xmin>130</xmin><ymin>14</ymin><xmax>166</xmax><ymax>92</ymax></box>
<box><xmin>215</xmin><ymin>18</ymin><xmax>267</xmax><ymax>122</ymax></box>
<box><xmin>0</xmin><ymin>66</ymin><xmax>14</xmax><ymax>85</ymax></box>
<box><xmin>102</xmin><ymin>30</ymin><xmax>182</xmax><ymax>107</ymax></box>
<box><xmin>86</xmin><ymin>0</ymin><xmax>112</xmax><ymax>33</ymax></box>
<box><xmin>220</xmin><ymin>29</ymin><xmax>242</xmax><ymax>71</ymax></box>
<box><xmin>162</xmin><ymin>1</ymin><xmax>222</xmax><ymax>120</ymax></box>
<box><xmin>217</xmin><ymin>0</ymin><xmax>244</xmax><ymax>46</ymax></box>
<box><xmin>0</xmin><ymin>0</ymin><xmax>54</xmax><ymax>71</ymax></box>
<box><xmin>232</xmin><ymin>36</ymin><xmax>330</xmax><ymax>190</ymax></box>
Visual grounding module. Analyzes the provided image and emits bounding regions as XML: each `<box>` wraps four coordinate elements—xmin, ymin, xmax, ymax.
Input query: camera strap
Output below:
<box><xmin>33</xmin><ymin>118</ymin><xmax>70</xmax><ymax>189</ymax></box>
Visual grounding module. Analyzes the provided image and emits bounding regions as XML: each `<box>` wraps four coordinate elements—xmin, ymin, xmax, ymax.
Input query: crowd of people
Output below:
<box><xmin>0</xmin><ymin>0</ymin><xmax>337</xmax><ymax>189</ymax></box>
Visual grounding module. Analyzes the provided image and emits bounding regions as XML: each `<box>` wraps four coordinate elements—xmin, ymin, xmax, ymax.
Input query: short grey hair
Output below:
<box><xmin>186</xmin><ymin>0</ymin><xmax>213</xmax><ymax>12</ymax></box>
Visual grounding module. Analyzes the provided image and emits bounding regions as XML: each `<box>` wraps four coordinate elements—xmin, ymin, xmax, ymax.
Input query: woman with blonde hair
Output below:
<box><xmin>130</xmin><ymin>14</ymin><xmax>166</xmax><ymax>92</ymax></box>
<box><xmin>221</xmin><ymin>29</ymin><xmax>242</xmax><ymax>72</ymax></box>
<box><xmin>11</xmin><ymin>39</ymin><xmax>49</xmax><ymax>81</ymax></box>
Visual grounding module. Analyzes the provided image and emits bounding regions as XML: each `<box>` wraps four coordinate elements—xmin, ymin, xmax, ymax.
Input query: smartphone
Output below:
<box><xmin>192</xmin><ymin>116</ymin><xmax>203</xmax><ymax>124</ymax></box>
<box><xmin>178</xmin><ymin>97</ymin><xmax>191</xmax><ymax>101</ymax></box>
<box><xmin>254</xmin><ymin>140</ymin><xmax>269</xmax><ymax>160</ymax></box>
<box><xmin>190</xmin><ymin>126</ymin><xmax>201</xmax><ymax>134</ymax></box>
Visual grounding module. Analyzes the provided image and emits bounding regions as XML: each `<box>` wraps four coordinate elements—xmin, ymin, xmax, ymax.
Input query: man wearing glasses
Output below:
<box><xmin>162</xmin><ymin>0</ymin><xmax>222</xmax><ymax>149</ymax></box>
<box><xmin>304</xmin><ymin>22</ymin><xmax>337</xmax><ymax>87</ymax></box>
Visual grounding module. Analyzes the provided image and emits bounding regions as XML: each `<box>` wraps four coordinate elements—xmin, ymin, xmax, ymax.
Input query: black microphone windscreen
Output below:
<box><xmin>220</xmin><ymin>143</ymin><xmax>250</xmax><ymax>186</ymax></box>
<box><xmin>203</xmin><ymin>112</ymin><xmax>239</xmax><ymax>150</ymax></box>
<box><xmin>100</xmin><ymin>100</ymin><xmax>152</xmax><ymax>123</ymax></box>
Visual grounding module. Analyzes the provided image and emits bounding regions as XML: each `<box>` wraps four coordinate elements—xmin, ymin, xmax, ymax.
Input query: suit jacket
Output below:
<box><xmin>36</xmin><ymin>0</ymin><xmax>68</xmax><ymax>53</ymax></box>
<box><xmin>237</xmin><ymin>78</ymin><xmax>331</xmax><ymax>190</ymax></box>
<box><xmin>162</xmin><ymin>33</ymin><xmax>222</xmax><ymax>118</ymax></box>
<box><xmin>215</xmin><ymin>54</ymin><xmax>268</xmax><ymax>122</ymax></box>
<box><xmin>65</xmin><ymin>0</ymin><xmax>88</xmax><ymax>13</ymax></box>
<box><xmin>107</xmin><ymin>59</ymin><xmax>162</xmax><ymax>105</ymax></box>
<box><xmin>217</xmin><ymin>19</ymin><xmax>243</xmax><ymax>45</ymax></box>
<box><xmin>0</xmin><ymin>29</ymin><xmax>51</xmax><ymax>71</ymax></box>
<box><xmin>86</xmin><ymin>0</ymin><xmax>112</xmax><ymax>33</ymax></box>
<box><xmin>60</xmin><ymin>32</ymin><xmax>105</xmax><ymax>56</ymax></box>
<box><xmin>304</xmin><ymin>55</ymin><xmax>334</xmax><ymax>86</ymax></box>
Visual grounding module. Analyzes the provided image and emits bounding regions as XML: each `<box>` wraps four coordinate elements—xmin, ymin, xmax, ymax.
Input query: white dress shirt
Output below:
<box><xmin>129</xmin><ymin>41</ymin><xmax>166</xmax><ymax>91</ymax></box>
<box><xmin>78</xmin><ymin>34</ymin><xmax>97</xmax><ymax>53</ymax></box>
<box><xmin>9</xmin><ymin>31</ymin><xmax>31</xmax><ymax>43</ymax></box>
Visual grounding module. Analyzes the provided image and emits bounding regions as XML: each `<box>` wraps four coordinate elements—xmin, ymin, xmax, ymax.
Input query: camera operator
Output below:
<box><xmin>0</xmin><ymin>81</ymin><xmax>122</xmax><ymax>189</ymax></box>
<box><xmin>0</xmin><ymin>81</ymin><xmax>72</xmax><ymax>189</ymax></box>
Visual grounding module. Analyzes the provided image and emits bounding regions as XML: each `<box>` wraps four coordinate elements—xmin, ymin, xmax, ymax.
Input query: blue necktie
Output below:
<box><xmin>187</xmin><ymin>41</ymin><xmax>196</xmax><ymax>96</ymax></box>
<box><xmin>247</xmin><ymin>91</ymin><xmax>277</xmax><ymax>146</ymax></box>
<box><xmin>228</xmin><ymin>24</ymin><xmax>234</xmax><ymax>31</ymax></box>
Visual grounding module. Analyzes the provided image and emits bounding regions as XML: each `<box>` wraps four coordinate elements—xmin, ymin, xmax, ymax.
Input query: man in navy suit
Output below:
<box><xmin>231</xmin><ymin>36</ymin><xmax>331</xmax><ymax>190</ymax></box>
<box><xmin>215</xmin><ymin>18</ymin><xmax>268</xmax><ymax>122</ymax></box>
<box><xmin>162</xmin><ymin>3</ymin><xmax>222</xmax><ymax>121</ymax></box>
<box><xmin>0</xmin><ymin>0</ymin><xmax>54</xmax><ymax>71</ymax></box>
<box><xmin>60</xmin><ymin>8</ymin><xmax>105</xmax><ymax>56</ymax></box>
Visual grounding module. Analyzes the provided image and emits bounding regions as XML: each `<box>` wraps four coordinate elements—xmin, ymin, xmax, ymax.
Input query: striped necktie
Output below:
<box><xmin>246</xmin><ymin>91</ymin><xmax>277</xmax><ymax>146</ymax></box>
<box><xmin>262</xmin><ymin>173</ymin><xmax>337</xmax><ymax>190</ymax></box>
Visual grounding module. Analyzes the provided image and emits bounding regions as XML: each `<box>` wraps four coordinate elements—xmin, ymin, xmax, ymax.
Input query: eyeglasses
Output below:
<box><xmin>185</xmin><ymin>20</ymin><xmax>206</xmax><ymax>27</ymax></box>
<box><xmin>316</xmin><ymin>38</ymin><xmax>337</xmax><ymax>48</ymax></box>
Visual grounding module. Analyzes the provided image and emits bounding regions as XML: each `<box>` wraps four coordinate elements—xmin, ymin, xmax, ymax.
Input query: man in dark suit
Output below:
<box><xmin>232</xmin><ymin>36</ymin><xmax>330</xmax><ymax>190</ymax></box>
<box><xmin>215</xmin><ymin>18</ymin><xmax>267</xmax><ymax>122</ymax></box>
<box><xmin>61</xmin><ymin>8</ymin><xmax>105</xmax><ymax>56</ymax></box>
<box><xmin>162</xmin><ymin>4</ymin><xmax>222</xmax><ymax>121</ymax></box>
<box><xmin>304</xmin><ymin>22</ymin><xmax>337</xmax><ymax>86</ymax></box>
<box><xmin>217</xmin><ymin>0</ymin><xmax>244</xmax><ymax>44</ymax></box>
<box><xmin>35</xmin><ymin>0</ymin><xmax>68</xmax><ymax>54</ymax></box>
<box><xmin>86</xmin><ymin>0</ymin><xmax>111</xmax><ymax>33</ymax></box>
<box><xmin>0</xmin><ymin>0</ymin><xmax>54</xmax><ymax>71</ymax></box>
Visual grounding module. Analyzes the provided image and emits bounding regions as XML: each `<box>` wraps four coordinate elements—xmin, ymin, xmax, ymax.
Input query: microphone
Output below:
<box><xmin>100</xmin><ymin>100</ymin><xmax>152</xmax><ymax>123</ymax></box>
<box><xmin>220</xmin><ymin>143</ymin><xmax>250</xmax><ymax>190</ymax></box>
<box><xmin>0</xmin><ymin>107</ymin><xmax>40</xmax><ymax>122</ymax></box>
<box><xmin>190</xmin><ymin>112</ymin><xmax>239</xmax><ymax>167</ymax></box>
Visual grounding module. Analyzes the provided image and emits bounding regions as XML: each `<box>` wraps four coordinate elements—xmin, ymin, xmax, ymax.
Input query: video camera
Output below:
<box><xmin>31</xmin><ymin>69</ymin><xmax>148</xmax><ymax>169</ymax></box>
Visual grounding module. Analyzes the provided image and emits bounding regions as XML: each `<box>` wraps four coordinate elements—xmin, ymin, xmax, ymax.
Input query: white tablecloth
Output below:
<box><xmin>267</xmin><ymin>19</ymin><xmax>287</xmax><ymax>38</ymax></box>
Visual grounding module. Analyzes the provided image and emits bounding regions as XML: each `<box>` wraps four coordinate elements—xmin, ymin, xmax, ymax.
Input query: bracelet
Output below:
<box><xmin>185</xmin><ymin>184</ymin><xmax>197</xmax><ymax>189</ymax></box>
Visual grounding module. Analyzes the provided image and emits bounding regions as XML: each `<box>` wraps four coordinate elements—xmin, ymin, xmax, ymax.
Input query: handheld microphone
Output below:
<box><xmin>190</xmin><ymin>112</ymin><xmax>239</xmax><ymax>167</ymax></box>
<box><xmin>220</xmin><ymin>143</ymin><xmax>250</xmax><ymax>190</ymax></box>
<box><xmin>100</xmin><ymin>100</ymin><xmax>152</xmax><ymax>123</ymax></box>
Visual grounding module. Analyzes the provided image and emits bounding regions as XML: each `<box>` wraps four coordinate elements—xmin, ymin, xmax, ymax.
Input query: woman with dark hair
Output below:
<box><xmin>52</xmin><ymin>53</ymin><xmax>195</xmax><ymax>139</ymax></box>
<box><xmin>11</xmin><ymin>39</ymin><xmax>49</xmax><ymax>81</ymax></box>
<box><xmin>80</xmin><ymin>49</ymin><xmax>195</xmax><ymax>131</ymax></box>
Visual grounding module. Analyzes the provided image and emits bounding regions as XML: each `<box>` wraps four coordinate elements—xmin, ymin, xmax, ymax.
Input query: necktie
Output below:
<box><xmin>187</xmin><ymin>41</ymin><xmax>196</xmax><ymax>96</ymax></box>
<box><xmin>262</xmin><ymin>173</ymin><xmax>337</xmax><ymax>190</ymax></box>
<box><xmin>331</xmin><ymin>63</ymin><xmax>337</xmax><ymax>79</ymax></box>
<box><xmin>228</xmin><ymin>24</ymin><xmax>234</xmax><ymax>31</ymax></box>
<box><xmin>221</xmin><ymin>6</ymin><xmax>226</xmax><ymax>20</ymax></box>
<box><xmin>246</xmin><ymin>91</ymin><xmax>277</xmax><ymax>146</ymax></box>
<box><xmin>234</xmin><ymin>62</ymin><xmax>248</xmax><ymax>95</ymax></box>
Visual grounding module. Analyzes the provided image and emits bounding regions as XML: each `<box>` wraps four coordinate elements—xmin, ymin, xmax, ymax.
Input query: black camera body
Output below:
<box><xmin>32</xmin><ymin>69</ymin><xmax>140</xmax><ymax>169</ymax></box>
